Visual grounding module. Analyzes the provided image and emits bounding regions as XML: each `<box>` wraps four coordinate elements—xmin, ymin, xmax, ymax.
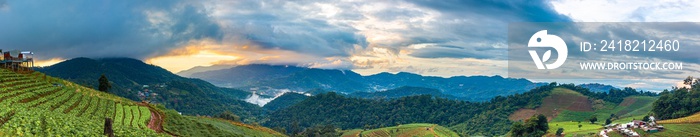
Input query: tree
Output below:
<box><xmin>555</xmin><ymin>128</ymin><xmax>564</xmax><ymax>136</ymax></box>
<box><xmin>642</xmin><ymin>115</ymin><xmax>650</xmax><ymax>122</ymax></box>
<box><xmin>215</xmin><ymin>111</ymin><xmax>241</xmax><ymax>122</ymax></box>
<box><xmin>290</xmin><ymin>121</ymin><xmax>301</xmax><ymax>136</ymax></box>
<box><xmin>536</xmin><ymin>114</ymin><xmax>549</xmax><ymax>131</ymax></box>
<box><xmin>605</xmin><ymin>118</ymin><xmax>612</xmax><ymax>125</ymax></box>
<box><xmin>589</xmin><ymin>115</ymin><xmax>598</xmax><ymax>124</ymax></box>
<box><xmin>578</xmin><ymin>124</ymin><xmax>582</xmax><ymax>129</ymax></box>
<box><xmin>509</xmin><ymin>114</ymin><xmax>548</xmax><ymax>137</ymax></box>
<box><xmin>652</xmin><ymin>76</ymin><xmax>700</xmax><ymax>119</ymax></box>
<box><xmin>509</xmin><ymin>121</ymin><xmax>525</xmax><ymax>136</ymax></box>
<box><xmin>98</xmin><ymin>74</ymin><xmax>112</xmax><ymax>92</ymax></box>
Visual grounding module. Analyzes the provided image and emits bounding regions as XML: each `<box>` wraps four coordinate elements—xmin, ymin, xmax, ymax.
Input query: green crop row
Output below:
<box><xmin>115</xmin><ymin>103</ymin><xmax>124</xmax><ymax>127</ymax></box>
<box><xmin>138</xmin><ymin>106</ymin><xmax>151</xmax><ymax>129</ymax></box>
<box><xmin>0</xmin><ymin>69</ymin><xmax>163</xmax><ymax>136</ymax></box>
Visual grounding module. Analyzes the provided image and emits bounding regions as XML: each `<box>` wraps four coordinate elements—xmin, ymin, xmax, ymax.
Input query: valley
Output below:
<box><xmin>1</xmin><ymin>58</ymin><xmax>698</xmax><ymax>137</ymax></box>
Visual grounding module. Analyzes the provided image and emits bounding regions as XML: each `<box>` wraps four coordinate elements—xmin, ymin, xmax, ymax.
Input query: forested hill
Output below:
<box><xmin>653</xmin><ymin>76</ymin><xmax>700</xmax><ymax>120</ymax></box>
<box><xmin>35</xmin><ymin>57</ymin><xmax>263</xmax><ymax>119</ymax></box>
<box><xmin>265</xmin><ymin>83</ymin><xmax>658</xmax><ymax>136</ymax></box>
<box><xmin>348</xmin><ymin>86</ymin><xmax>461</xmax><ymax>100</ymax></box>
<box><xmin>265</xmin><ymin>83</ymin><xmax>556</xmax><ymax>136</ymax></box>
<box><xmin>262</xmin><ymin>92</ymin><xmax>308</xmax><ymax>111</ymax></box>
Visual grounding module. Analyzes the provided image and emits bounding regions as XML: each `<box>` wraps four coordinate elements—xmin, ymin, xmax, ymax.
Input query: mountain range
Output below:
<box><xmin>28</xmin><ymin>57</ymin><xmax>675</xmax><ymax>136</ymax></box>
<box><xmin>183</xmin><ymin>64</ymin><xmax>546</xmax><ymax>101</ymax></box>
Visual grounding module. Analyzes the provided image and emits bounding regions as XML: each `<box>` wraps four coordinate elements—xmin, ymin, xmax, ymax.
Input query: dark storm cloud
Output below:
<box><xmin>0</xmin><ymin>0</ymin><xmax>569</xmax><ymax>62</ymax></box>
<box><xmin>0</xmin><ymin>0</ymin><xmax>221</xmax><ymax>59</ymax></box>
<box><xmin>409</xmin><ymin>44</ymin><xmax>499</xmax><ymax>59</ymax></box>
<box><xmin>211</xmin><ymin>0</ymin><xmax>368</xmax><ymax>57</ymax></box>
<box><xmin>394</xmin><ymin>0</ymin><xmax>571</xmax><ymax>59</ymax></box>
<box><xmin>406</xmin><ymin>0</ymin><xmax>571</xmax><ymax>22</ymax></box>
<box><xmin>236</xmin><ymin>20</ymin><xmax>366</xmax><ymax>57</ymax></box>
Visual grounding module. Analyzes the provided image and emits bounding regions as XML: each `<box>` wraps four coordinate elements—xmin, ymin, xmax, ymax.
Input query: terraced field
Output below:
<box><xmin>0</xmin><ymin>68</ymin><xmax>289</xmax><ymax>136</ymax></box>
<box><xmin>0</xmin><ymin>69</ymin><xmax>162</xmax><ymax>136</ymax></box>
<box><xmin>510</xmin><ymin>88</ymin><xmax>593</xmax><ymax>121</ymax></box>
<box><xmin>657</xmin><ymin>112</ymin><xmax>700</xmax><ymax>124</ymax></box>
<box><xmin>615</xmin><ymin>96</ymin><xmax>656</xmax><ymax>118</ymax></box>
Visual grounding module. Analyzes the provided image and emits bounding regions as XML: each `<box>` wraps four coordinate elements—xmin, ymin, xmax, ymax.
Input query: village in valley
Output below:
<box><xmin>599</xmin><ymin>116</ymin><xmax>663</xmax><ymax>137</ymax></box>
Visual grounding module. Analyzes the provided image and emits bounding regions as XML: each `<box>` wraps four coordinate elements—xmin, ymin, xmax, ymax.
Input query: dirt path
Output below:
<box><xmin>351</xmin><ymin>131</ymin><xmax>361</xmax><ymax>137</ymax></box>
<box><xmin>138</xmin><ymin>103</ymin><xmax>176</xmax><ymax>136</ymax></box>
<box><xmin>429</xmin><ymin>124</ymin><xmax>438</xmax><ymax>137</ymax></box>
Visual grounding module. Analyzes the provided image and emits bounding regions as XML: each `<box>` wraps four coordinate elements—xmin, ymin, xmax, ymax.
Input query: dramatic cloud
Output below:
<box><xmin>0</xmin><ymin>0</ymin><xmax>221</xmax><ymax>59</ymax></box>
<box><xmin>2</xmin><ymin>0</ymin><xmax>698</xmax><ymax>91</ymax></box>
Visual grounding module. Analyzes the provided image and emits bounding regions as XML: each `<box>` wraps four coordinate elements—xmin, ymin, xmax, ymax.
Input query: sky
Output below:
<box><xmin>1</xmin><ymin>0</ymin><xmax>699</xmax><ymax>91</ymax></box>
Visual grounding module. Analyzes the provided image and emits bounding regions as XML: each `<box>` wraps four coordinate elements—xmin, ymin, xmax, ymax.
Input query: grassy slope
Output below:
<box><xmin>510</xmin><ymin>88</ymin><xmax>593</xmax><ymax>122</ymax></box>
<box><xmin>0</xmin><ymin>69</ymin><xmax>160</xmax><ymax>136</ymax></box>
<box><xmin>548</xmin><ymin>121</ymin><xmax>601</xmax><ymax>137</ymax></box>
<box><xmin>649</xmin><ymin>124</ymin><xmax>700</xmax><ymax>137</ymax></box>
<box><xmin>657</xmin><ymin>112</ymin><xmax>700</xmax><ymax>124</ymax></box>
<box><xmin>646</xmin><ymin>112</ymin><xmax>700</xmax><ymax>136</ymax></box>
<box><xmin>616</xmin><ymin>96</ymin><xmax>656</xmax><ymax>118</ymax></box>
<box><xmin>550</xmin><ymin>96</ymin><xmax>656</xmax><ymax>136</ymax></box>
<box><xmin>340</xmin><ymin>123</ymin><xmax>459</xmax><ymax>137</ymax></box>
<box><xmin>0</xmin><ymin>69</ymin><xmax>284</xmax><ymax>137</ymax></box>
<box><xmin>554</xmin><ymin>96</ymin><xmax>656</xmax><ymax>123</ymax></box>
<box><xmin>507</xmin><ymin>88</ymin><xmax>657</xmax><ymax>137</ymax></box>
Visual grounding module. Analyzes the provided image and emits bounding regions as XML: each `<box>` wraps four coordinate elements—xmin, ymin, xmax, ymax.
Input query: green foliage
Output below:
<box><xmin>35</xmin><ymin>58</ymin><xmax>262</xmax><ymax>120</ymax></box>
<box><xmin>0</xmin><ymin>69</ymin><xmax>164</xmax><ymax>136</ymax></box>
<box><xmin>556</xmin><ymin>83</ymin><xmax>657</xmax><ymax>104</ymax></box>
<box><xmin>98</xmin><ymin>74</ymin><xmax>111</xmax><ymax>92</ymax></box>
<box><xmin>349</xmin><ymin>86</ymin><xmax>462</xmax><ymax>100</ymax></box>
<box><xmin>267</xmin><ymin>83</ymin><xmax>557</xmax><ymax>136</ymax></box>
<box><xmin>605</xmin><ymin>118</ymin><xmax>612</xmax><ymax>125</ymax></box>
<box><xmin>161</xmin><ymin>108</ymin><xmax>284</xmax><ymax>137</ymax></box>
<box><xmin>347</xmin><ymin>123</ymin><xmax>459</xmax><ymax>137</ymax></box>
<box><xmin>509</xmin><ymin>114</ymin><xmax>548</xmax><ymax>137</ymax></box>
<box><xmin>642</xmin><ymin>115</ymin><xmax>650</xmax><ymax>122</ymax></box>
<box><xmin>262</xmin><ymin>92</ymin><xmax>308</xmax><ymax>111</ymax></box>
<box><xmin>0</xmin><ymin>68</ymin><xmax>283</xmax><ymax>137</ymax></box>
<box><xmin>555</xmin><ymin>128</ymin><xmax>564</xmax><ymax>136</ymax></box>
<box><xmin>548</xmin><ymin>121</ymin><xmax>601</xmax><ymax>136</ymax></box>
<box><xmin>297</xmin><ymin>124</ymin><xmax>340</xmax><ymax>137</ymax></box>
<box><xmin>216</xmin><ymin>111</ymin><xmax>241</xmax><ymax>122</ymax></box>
<box><xmin>652</xmin><ymin>76</ymin><xmax>700</xmax><ymax>120</ymax></box>
<box><xmin>589</xmin><ymin>115</ymin><xmax>598</xmax><ymax>124</ymax></box>
<box><xmin>651</xmin><ymin>124</ymin><xmax>700</xmax><ymax>137</ymax></box>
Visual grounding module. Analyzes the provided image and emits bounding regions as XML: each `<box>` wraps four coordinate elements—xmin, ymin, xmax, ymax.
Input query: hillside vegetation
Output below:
<box><xmin>658</xmin><ymin>112</ymin><xmax>700</xmax><ymax>124</ymax></box>
<box><xmin>0</xmin><ymin>69</ymin><xmax>284</xmax><ymax>136</ymax></box>
<box><xmin>36</xmin><ymin>58</ymin><xmax>264</xmax><ymax>119</ymax></box>
<box><xmin>263</xmin><ymin>92</ymin><xmax>308</xmax><ymax>111</ymax></box>
<box><xmin>340</xmin><ymin>123</ymin><xmax>459</xmax><ymax>137</ymax></box>
<box><xmin>349</xmin><ymin>86</ymin><xmax>461</xmax><ymax>100</ymax></box>
<box><xmin>267</xmin><ymin>83</ymin><xmax>557</xmax><ymax>136</ymax></box>
<box><xmin>0</xmin><ymin>69</ymin><xmax>161</xmax><ymax>136</ymax></box>
<box><xmin>652</xmin><ymin>76</ymin><xmax>700</xmax><ymax>120</ymax></box>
